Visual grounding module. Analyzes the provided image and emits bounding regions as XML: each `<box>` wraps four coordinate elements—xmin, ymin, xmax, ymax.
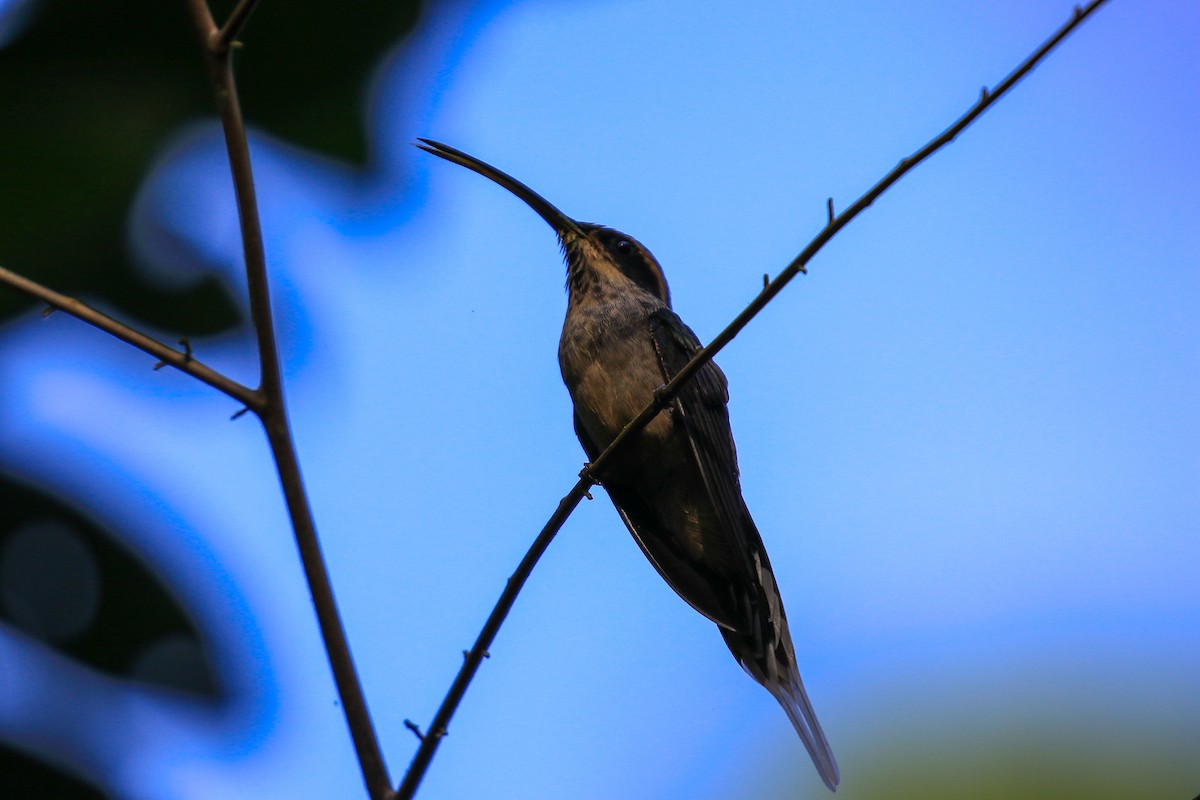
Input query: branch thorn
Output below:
<box><xmin>231</xmin><ymin>407</ymin><xmax>250</xmax><ymax>420</ymax></box>
<box><xmin>762</xmin><ymin>273</ymin><xmax>770</xmax><ymax>289</ymax></box>
<box><xmin>826</xmin><ymin>197</ymin><xmax>835</xmax><ymax>224</ymax></box>
<box><xmin>404</xmin><ymin>720</ymin><xmax>425</xmax><ymax>742</ymax></box>
<box><xmin>41</xmin><ymin>305</ymin><xmax>57</xmax><ymax>318</ymax></box>
<box><xmin>980</xmin><ymin>86</ymin><xmax>990</xmax><ymax>103</ymax></box>
<box><xmin>153</xmin><ymin>338</ymin><xmax>195</xmax><ymax>371</ymax></box>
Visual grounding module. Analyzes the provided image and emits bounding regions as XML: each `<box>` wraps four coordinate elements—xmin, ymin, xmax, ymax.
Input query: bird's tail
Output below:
<box><xmin>766</xmin><ymin>675</ymin><xmax>840</xmax><ymax>792</ymax></box>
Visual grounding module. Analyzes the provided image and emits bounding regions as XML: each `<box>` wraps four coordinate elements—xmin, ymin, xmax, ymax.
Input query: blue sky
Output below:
<box><xmin>1</xmin><ymin>1</ymin><xmax>1197</xmax><ymax>798</ymax></box>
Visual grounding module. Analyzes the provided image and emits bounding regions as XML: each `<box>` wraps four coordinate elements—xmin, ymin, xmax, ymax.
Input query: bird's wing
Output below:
<box><xmin>647</xmin><ymin>309</ymin><xmax>842</xmax><ymax>791</ymax></box>
<box><xmin>645</xmin><ymin>308</ymin><xmax>767</xmax><ymax>588</ymax></box>
<box><xmin>570</xmin><ymin>305</ymin><xmax>776</xmax><ymax>633</ymax></box>
<box><xmin>573</xmin><ymin>411</ymin><xmax>738</xmax><ymax>629</ymax></box>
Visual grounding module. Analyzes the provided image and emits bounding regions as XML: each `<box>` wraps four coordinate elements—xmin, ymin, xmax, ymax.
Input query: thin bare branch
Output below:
<box><xmin>394</xmin><ymin>1</ymin><xmax>1111</xmax><ymax>796</ymax></box>
<box><xmin>0</xmin><ymin>264</ymin><xmax>259</xmax><ymax>408</ymax></box>
<box><xmin>259</xmin><ymin>415</ymin><xmax>392</xmax><ymax>800</ymax></box>
<box><xmin>190</xmin><ymin>38</ymin><xmax>278</xmax><ymax>405</ymax></box>
<box><xmin>0</xmin><ymin>0</ymin><xmax>388</xmax><ymax>795</ymax></box>
<box><xmin>394</xmin><ymin>481</ymin><xmax>593</xmax><ymax>799</ymax></box>
<box><xmin>183</xmin><ymin>1</ymin><xmax>391</xmax><ymax>796</ymax></box>
<box><xmin>182</xmin><ymin>0</ymin><xmax>217</xmax><ymax>42</ymax></box>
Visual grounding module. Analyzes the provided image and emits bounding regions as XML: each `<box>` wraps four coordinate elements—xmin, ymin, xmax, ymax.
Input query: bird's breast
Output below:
<box><xmin>558</xmin><ymin>298</ymin><xmax>672</xmax><ymax>449</ymax></box>
<box><xmin>558</xmin><ymin>295</ymin><xmax>725</xmax><ymax>566</ymax></box>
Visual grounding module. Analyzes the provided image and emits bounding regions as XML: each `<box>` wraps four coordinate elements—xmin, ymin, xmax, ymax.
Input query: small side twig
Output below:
<box><xmin>394</xmin><ymin>2</ymin><xmax>1111</xmax><ymax>797</ymax></box>
<box><xmin>215</xmin><ymin>0</ymin><xmax>262</xmax><ymax>50</ymax></box>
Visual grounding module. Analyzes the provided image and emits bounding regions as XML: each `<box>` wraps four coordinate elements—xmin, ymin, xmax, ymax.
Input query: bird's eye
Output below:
<box><xmin>604</xmin><ymin>234</ymin><xmax>669</xmax><ymax>303</ymax></box>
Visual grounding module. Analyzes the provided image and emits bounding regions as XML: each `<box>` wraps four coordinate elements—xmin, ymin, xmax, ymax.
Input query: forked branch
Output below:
<box><xmin>182</xmin><ymin>2</ymin><xmax>391</xmax><ymax>798</ymax></box>
<box><xmin>1</xmin><ymin>0</ymin><xmax>391</xmax><ymax>795</ymax></box>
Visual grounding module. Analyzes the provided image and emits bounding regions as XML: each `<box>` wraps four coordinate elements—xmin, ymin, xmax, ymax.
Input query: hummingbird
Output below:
<box><xmin>418</xmin><ymin>139</ymin><xmax>840</xmax><ymax>791</ymax></box>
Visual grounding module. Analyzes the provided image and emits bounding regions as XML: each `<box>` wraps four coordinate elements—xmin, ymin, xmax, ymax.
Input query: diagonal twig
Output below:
<box><xmin>394</xmin><ymin>1</ymin><xmax>1112</xmax><ymax>796</ymax></box>
<box><xmin>0</xmin><ymin>264</ymin><xmax>259</xmax><ymax>407</ymax></box>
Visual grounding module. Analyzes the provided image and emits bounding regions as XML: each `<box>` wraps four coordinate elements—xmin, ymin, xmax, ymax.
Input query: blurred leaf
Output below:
<box><xmin>0</xmin><ymin>475</ymin><xmax>221</xmax><ymax>697</ymax></box>
<box><xmin>0</xmin><ymin>0</ymin><xmax>422</xmax><ymax>331</ymax></box>
<box><xmin>0</xmin><ymin>743</ymin><xmax>105</xmax><ymax>799</ymax></box>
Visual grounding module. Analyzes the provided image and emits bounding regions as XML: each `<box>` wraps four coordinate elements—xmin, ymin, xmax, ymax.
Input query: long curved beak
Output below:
<box><xmin>416</xmin><ymin>139</ymin><xmax>586</xmax><ymax>239</ymax></box>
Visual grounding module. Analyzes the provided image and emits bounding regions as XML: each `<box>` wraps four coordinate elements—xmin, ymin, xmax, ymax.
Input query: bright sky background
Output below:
<box><xmin>1</xmin><ymin>1</ymin><xmax>1197</xmax><ymax>798</ymax></box>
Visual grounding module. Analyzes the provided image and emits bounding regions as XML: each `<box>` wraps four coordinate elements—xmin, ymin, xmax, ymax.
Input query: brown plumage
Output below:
<box><xmin>418</xmin><ymin>139</ymin><xmax>840</xmax><ymax>791</ymax></box>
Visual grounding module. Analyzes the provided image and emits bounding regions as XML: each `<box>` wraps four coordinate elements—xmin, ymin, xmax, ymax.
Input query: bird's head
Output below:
<box><xmin>417</xmin><ymin>139</ymin><xmax>670</xmax><ymax>307</ymax></box>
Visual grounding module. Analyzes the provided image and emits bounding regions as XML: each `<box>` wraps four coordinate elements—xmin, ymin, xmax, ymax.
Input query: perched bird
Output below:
<box><xmin>418</xmin><ymin>139</ymin><xmax>840</xmax><ymax>791</ymax></box>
